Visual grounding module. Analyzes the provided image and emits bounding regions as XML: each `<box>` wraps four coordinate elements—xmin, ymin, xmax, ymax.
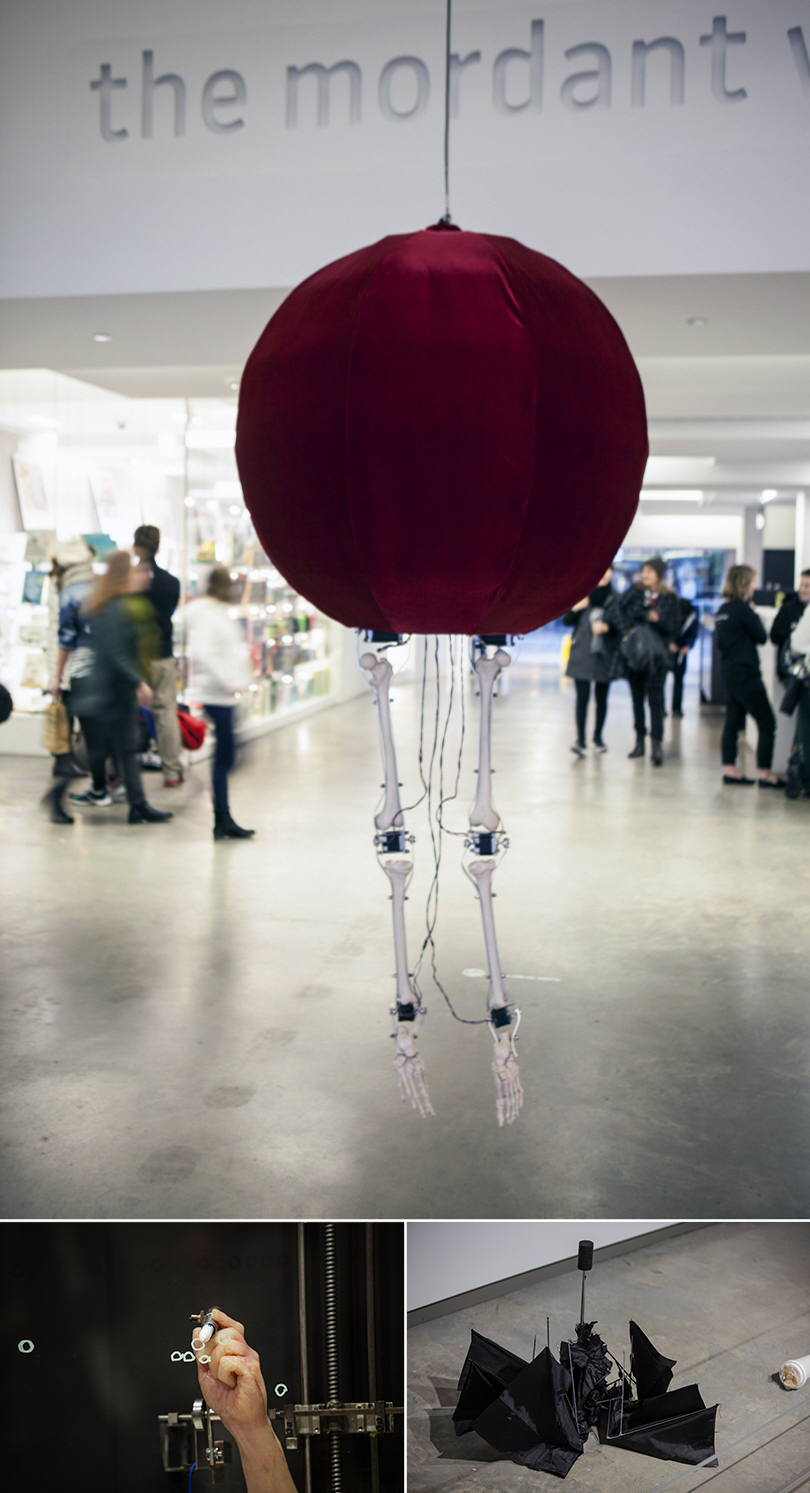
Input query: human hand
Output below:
<box><xmin>591</xmin><ymin>621</ymin><xmax>609</xmax><ymax>636</ymax></box>
<box><xmin>572</xmin><ymin>597</ymin><xmax>589</xmax><ymax>612</ymax></box>
<box><xmin>669</xmin><ymin>642</ymin><xmax>678</xmax><ymax>653</ymax></box>
<box><xmin>192</xmin><ymin>1309</ymin><xmax>269</xmax><ymax>1443</ymax></box>
<box><xmin>680</xmin><ymin>647</ymin><xmax>688</xmax><ymax>658</ymax></box>
<box><xmin>136</xmin><ymin>681</ymin><xmax>154</xmax><ymax>706</ymax></box>
<box><xmin>648</xmin><ymin>609</ymin><xmax>660</xmax><ymax>623</ymax></box>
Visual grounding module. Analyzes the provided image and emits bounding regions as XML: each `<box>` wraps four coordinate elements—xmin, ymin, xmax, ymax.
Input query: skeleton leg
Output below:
<box><xmin>466</xmin><ymin>643</ymin><xmax>523</xmax><ymax>1126</ymax></box>
<box><xmin>360</xmin><ymin>644</ymin><xmax>434</xmax><ymax>1116</ymax></box>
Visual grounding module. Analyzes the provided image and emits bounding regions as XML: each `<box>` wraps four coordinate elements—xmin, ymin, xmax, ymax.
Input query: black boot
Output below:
<box><xmin>627</xmin><ymin>735</ymin><xmax>645</xmax><ymax>759</ymax></box>
<box><xmin>128</xmin><ymin>802</ymin><xmax>174</xmax><ymax>823</ymax></box>
<box><xmin>651</xmin><ymin>739</ymin><xmax>663</xmax><ymax>766</ymax></box>
<box><xmin>43</xmin><ymin>782</ymin><xmax>74</xmax><ymax>824</ymax></box>
<box><xmin>214</xmin><ymin>810</ymin><xmax>255</xmax><ymax>840</ymax></box>
<box><xmin>52</xmin><ymin>753</ymin><xmax>85</xmax><ymax>779</ymax></box>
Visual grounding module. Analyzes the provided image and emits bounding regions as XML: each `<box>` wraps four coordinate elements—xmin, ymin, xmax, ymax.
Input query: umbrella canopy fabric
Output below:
<box><xmin>454</xmin><ymin>1333</ymin><xmax>583</xmax><ymax>1479</ymax></box>
<box><xmin>629</xmin><ymin>1319</ymin><xmax>676</xmax><ymax>1400</ymax></box>
<box><xmin>602</xmin><ymin>1386</ymin><xmax>718</xmax><ymax>1467</ymax></box>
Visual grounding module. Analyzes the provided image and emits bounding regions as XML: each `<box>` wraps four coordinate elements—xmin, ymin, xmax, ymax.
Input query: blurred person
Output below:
<box><xmin>72</xmin><ymin>550</ymin><xmax>173</xmax><ymax>823</ymax></box>
<box><xmin>783</xmin><ymin>600</ymin><xmax>810</xmax><ymax>798</ymax></box>
<box><xmin>669</xmin><ymin>595</ymin><xmax>700</xmax><ymax>717</ymax></box>
<box><xmin>619</xmin><ymin>557</ymin><xmax>681</xmax><ymax>765</ymax></box>
<box><xmin>562</xmin><ymin>567</ymin><xmax>620</xmax><ymax>755</ymax></box>
<box><xmin>43</xmin><ymin>537</ymin><xmax>94</xmax><ymax>823</ymax></box>
<box><xmin>715</xmin><ymin>564</ymin><xmax>781</xmax><ymax>788</ymax></box>
<box><xmin>771</xmin><ymin>569</ymin><xmax>810</xmax><ymax>677</ymax></box>
<box><xmin>133</xmin><ymin>524</ymin><xmax>184</xmax><ymax>786</ymax></box>
<box><xmin>183</xmin><ymin>565</ymin><xmax>254</xmax><ymax>839</ymax></box>
<box><xmin>191</xmin><ymin>1309</ymin><xmax>297</xmax><ymax>1493</ymax></box>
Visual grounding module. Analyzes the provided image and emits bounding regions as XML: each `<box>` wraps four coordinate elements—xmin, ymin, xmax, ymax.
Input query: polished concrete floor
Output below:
<box><xmin>408</xmin><ymin>1222</ymin><xmax>810</xmax><ymax>1493</ymax></box>
<box><xmin>1</xmin><ymin>637</ymin><xmax>809</xmax><ymax>1219</ymax></box>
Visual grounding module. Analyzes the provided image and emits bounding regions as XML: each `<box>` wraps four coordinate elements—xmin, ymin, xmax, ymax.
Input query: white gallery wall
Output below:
<box><xmin>407</xmin><ymin>1220</ymin><xmax>681</xmax><ymax>1311</ymax></box>
<box><xmin>1</xmin><ymin>0</ymin><xmax>809</xmax><ymax>297</ymax></box>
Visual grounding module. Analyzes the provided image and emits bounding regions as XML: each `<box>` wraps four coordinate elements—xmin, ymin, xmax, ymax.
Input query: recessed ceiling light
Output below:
<box><xmin>761</xmin><ymin>488</ymin><xmax>778</xmax><ymax>500</ymax></box>
<box><xmin>641</xmin><ymin>489</ymin><xmax>703</xmax><ymax>502</ymax></box>
<box><xmin>686</xmin><ymin>317</ymin><xmax>708</xmax><ymax>327</ymax></box>
<box><xmin>227</xmin><ymin>380</ymin><xmax>240</xmax><ymax>392</ymax></box>
<box><xmin>93</xmin><ymin>332</ymin><xmax>113</xmax><ymax>342</ymax></box>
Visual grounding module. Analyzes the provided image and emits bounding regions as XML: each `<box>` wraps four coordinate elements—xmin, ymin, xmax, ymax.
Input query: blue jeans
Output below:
<box><xmin>204</xmin><ymin>704</ymin><xmax>235</xmax><ymax>812</ymax></box>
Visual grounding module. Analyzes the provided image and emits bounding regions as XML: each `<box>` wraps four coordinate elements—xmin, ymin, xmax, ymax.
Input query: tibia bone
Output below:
<box><xmin>360</xmin><ymin>652</ymin><xmax>403</xmax><ymax>831</ymax></box>
<box><xmin>382</xmin><ymin>857</ymin><xmax>417</xmax><ymax>1007</ymax></box>
<box><xmin>470</xmin><ymin>648</ymin><xmax>511</xmax><ymax>831</ymax></box>
<box><xmin>394</xmin><ymin>1024</ymin><xmax>435</xmax><ymax>1118</ymax></box>
<box><xmin>465</xmin><ymin>856</ymin><xmax>508</xmax><ymax>1012</ymax></box>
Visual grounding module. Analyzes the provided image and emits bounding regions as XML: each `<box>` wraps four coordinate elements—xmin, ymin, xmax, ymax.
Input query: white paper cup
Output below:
<box><xmin>780</xmin><ymin>1354</ymin><xmax>810</xmax><ymax>1389</ymax></box>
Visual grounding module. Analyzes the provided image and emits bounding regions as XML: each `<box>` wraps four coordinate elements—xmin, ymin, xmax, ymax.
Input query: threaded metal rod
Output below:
<box><xmin>324</xmin><ymin>1223</ymin><xmax>341</xmax><ymax>1493</ymax></box>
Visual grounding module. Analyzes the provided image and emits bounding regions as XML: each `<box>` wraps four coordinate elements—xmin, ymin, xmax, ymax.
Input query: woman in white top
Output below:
<box><xmin>184</xmin><ymin>566</ymin><xmax>254</xmax><ymax>840</ymax></box>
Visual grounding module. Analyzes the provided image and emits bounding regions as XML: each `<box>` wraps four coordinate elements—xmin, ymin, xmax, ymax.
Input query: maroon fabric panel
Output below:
<box><xmin>236</xmin><ymin>224</ymin><xmax>647</xmax><ymax>636</ymax></box>
<box><xmin>235</xmin><ymin>236</ymin><xmax>408</xmax><ymax>630</ymax></box>
<box><xmin>477</xmin><ymin>234</ymin><xmax>648</xmax><ymax>633</ymax></box>
<box><xmin>346</xmin><ymin>228</ymin><xmax>536</xmax><ymax>634</ymax></box>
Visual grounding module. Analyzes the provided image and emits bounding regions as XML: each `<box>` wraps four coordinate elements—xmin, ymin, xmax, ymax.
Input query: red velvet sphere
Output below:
<box><xmin>236</xmin><ymin>223</ymin><xmax>647</xmax><ymax>636</ymax></box>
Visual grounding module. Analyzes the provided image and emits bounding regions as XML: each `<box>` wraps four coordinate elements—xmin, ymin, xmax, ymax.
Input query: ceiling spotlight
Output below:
<box><xmin>686</xmin><ymin>316</ymin><xmax>708</xmax><ymax>327</ymax></box>
<box><xmin>228</xmin><ymin>380</ymin><xmax>240</xmax><ymax>392</ymax></box>
<box><xmin>761</xmin><ymin>489</ymin><xmax>778</xmax><ymax>501</ymax></box>
<box><xmin>93</xmin><ymin>332</ymin><xmax>113</xmax><ymax>342</ymax></box>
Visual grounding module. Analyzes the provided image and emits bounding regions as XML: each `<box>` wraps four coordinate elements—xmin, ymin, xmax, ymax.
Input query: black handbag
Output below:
<box><xmin>620</xmin><ymin>622</ymin><xmax>671</xmax><ymax>675</ymax></box>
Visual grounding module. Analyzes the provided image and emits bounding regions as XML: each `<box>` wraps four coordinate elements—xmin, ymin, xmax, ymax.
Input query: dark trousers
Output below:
<box><xmin>574</xmin><ymin>679</ymin><xmax>609</xmax><ymax>744</ymax></box>
<box><xmin>671</xmin><ymin>654</ymin><xmax>688</xmax><ymax>714</ymax></box>
<box><xmin>628</xmin><ymin>670</ymin><xmax>665</xmax><ymax>741</ymax></box>
<box><xmin>721</xmin><ymin>672</ymin><xmax>775</xmax><ymax>769</ymax></box>
<box><xmin>86</xmin><ymin>709</ymin><xmax>146</xmax><ymax>805</ymax></box>
<box><xmin>204</xmin><ymin>704</ymin><xmax>235</xmax><ymax>812</ymax></box>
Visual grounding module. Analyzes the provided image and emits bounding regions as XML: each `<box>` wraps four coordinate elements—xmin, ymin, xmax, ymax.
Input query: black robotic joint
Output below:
<box><xmin>379</xmin><ymin>829</ymin><xmax>407</xmax><ymax>854</ymax></box>
<box><xmin>361</xmin><ymin>629</ymin><xmax>406</xmax><ymax>644</ymax></box>
<box><xmin>396</xmin><ymin>1001</ymin><xmax>417</xmax><ymax>1022</ymax></box>
<box><xmin>471</xmin><ymin>832</ymin><xmax>497</xmax><ymax>855</ymax></box>
<box><xmin>577</xmin><ymin>1240</ymin><xmax>594</xmax><ymax>1272</ymax></box>
<box><xmin>490</xmin><ymin>1006</ymin><xmax>512</xmax><ymax>1029</ymax></box>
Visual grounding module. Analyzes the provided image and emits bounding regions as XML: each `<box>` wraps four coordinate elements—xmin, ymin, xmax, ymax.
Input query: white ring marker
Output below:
<box><xmin>200</xmin><ymin>1355</ymin><xmax>211</xmax><ymax>1365</ymax></box>
<box><xmin>275</xmin><ymin>1384</ymin><xmax>288</xmax><ymax>1398</ymax></box>
<box><xmin>218</xmin><ymin>1332</ymin><xmax>232</xmax><ymax>1345</ymax></box>
<box><xmin>183</xmin><ymin>1352</ymin><xmax>196</xmax><ymax>1363</ymax></box>
<box><xmin>191</xmin><ymin>1337</ymin><xmax>204</xmax><ymax>1351</ymax></box>
<box><xmin>18</xmin><ymin>1340</ymin><xmax>34</xmax><ymax>1354</ymax></box>
<box><xmin>171</xmin><ymin>1352</ymin><xmax>184</xmax><ymax>1362</ymax></box>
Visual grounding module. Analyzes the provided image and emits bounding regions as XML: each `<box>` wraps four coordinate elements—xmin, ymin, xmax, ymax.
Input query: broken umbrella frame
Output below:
<box><xmin>359</xmin><ymin>631</ymin><xmax>524</xmax><ymax>1127</ymax></box>
<box><xmin>452</xmin><ymin>1318</ymin><xmax>718</xmax><ymax>1480</ymax></box>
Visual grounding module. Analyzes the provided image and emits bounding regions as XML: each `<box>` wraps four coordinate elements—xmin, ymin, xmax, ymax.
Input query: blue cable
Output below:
<box><xmin>188</xmin><ymin>1462</ymin><xmax>196</xmax><ymax>1492</ymax></box>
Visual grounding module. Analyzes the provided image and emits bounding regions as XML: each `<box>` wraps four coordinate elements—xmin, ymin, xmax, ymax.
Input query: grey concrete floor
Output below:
<box><xmin>408</xmin><ymin>1222</ymin><xmax>810</xmax><ymax>1493</ymax></box>
<box><xmin>1</xmin><ymin>638</ymin><xmax>809</xmax><ymax>1219</ymax></box>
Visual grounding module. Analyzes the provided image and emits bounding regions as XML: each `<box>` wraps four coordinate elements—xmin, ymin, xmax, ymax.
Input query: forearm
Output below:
<box><xmin>236</xmin><ymin>1422</ymin><xmax>298</xmax><ymax>1493</ymax></box>
<box><xmin>54</xmin><ymin>646</ymin><xmax>70</xmax><ymax>687</ymax></box>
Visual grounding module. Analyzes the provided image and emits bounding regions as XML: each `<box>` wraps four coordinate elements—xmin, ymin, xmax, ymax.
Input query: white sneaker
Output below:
<box><xmin>110</xmin><ymin>784</ymin><xmax>128</xmax><ymax>803</ymax></box>
<box><xmin>592</xmin><ymin>740</ymin><xmax>608</xmax><ymax>753</ymax></box>
<box><xmin>69</xmin><ymin>788</ymin><xmax>113</xmax><ymax>807</ymax></box>
<box><xmin>570</xmin><ymin>741</ymin><xmax>587</xmax><ymax>758</ymax></box>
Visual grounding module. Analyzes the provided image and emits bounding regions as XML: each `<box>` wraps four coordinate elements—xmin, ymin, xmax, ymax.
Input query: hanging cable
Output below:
<box><xmin>442</xmin><ymin>0</ymin><xmax>453</xmax><ymax>221</ymax></box>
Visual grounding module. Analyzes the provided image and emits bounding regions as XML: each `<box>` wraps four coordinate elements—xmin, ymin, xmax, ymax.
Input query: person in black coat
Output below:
<box><xmin>619</xmin><ymin>557</ymin><xmax>681</xmax><ymax>766</ymax></box>
<box><xmin>714</xmin><ymin>564</ymin><xmax>782</xmax><ymax>788</ymax></box>
<box><xmin>770</xmin><ymin>570</ymin><xmax>810</xmax><ymax>677</ymax></box>
<box><xmin>562</xmin><ymin>568</ymin><xmax>620</xmax><ymax>755</ymax></box>
<box><xmin>669</xmin><ymin>596</ymin><xmax>699</xmax><ymax>717</ymax></box>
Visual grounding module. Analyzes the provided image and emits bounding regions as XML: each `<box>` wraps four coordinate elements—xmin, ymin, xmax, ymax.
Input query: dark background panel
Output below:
<box><xmin>2</xmin><ymin>1222</ymin><xmax>403</xmax><ymax>1493</ymax></box>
